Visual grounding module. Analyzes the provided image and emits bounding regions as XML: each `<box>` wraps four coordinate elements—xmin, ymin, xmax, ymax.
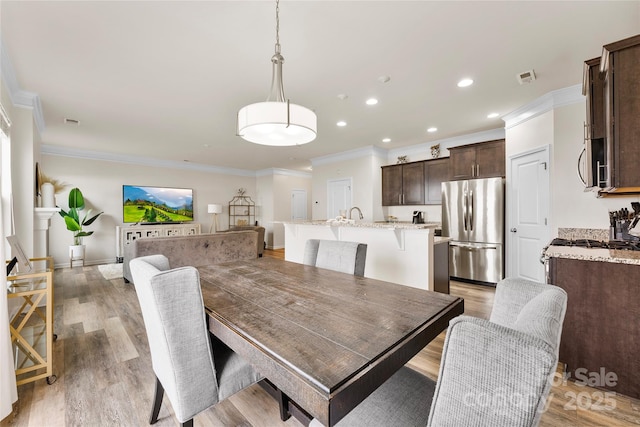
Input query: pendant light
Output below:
<box><xmin>237</xmin><ymin>0</ymin><xmax>317</xmax><ymax>146</ymax></box>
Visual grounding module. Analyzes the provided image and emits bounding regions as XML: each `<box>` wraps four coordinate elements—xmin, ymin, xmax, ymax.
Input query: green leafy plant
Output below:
<box><xmin>59</xmin><ymin>188</ymin><xmax>103</xmax><ymax>245</ymax></box>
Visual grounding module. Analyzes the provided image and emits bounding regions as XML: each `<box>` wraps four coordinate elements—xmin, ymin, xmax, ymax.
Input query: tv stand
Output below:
<box><xmin>115</xmin><ymin>223</ymin><xmax>201</xmax><ymax>263</ymax></box>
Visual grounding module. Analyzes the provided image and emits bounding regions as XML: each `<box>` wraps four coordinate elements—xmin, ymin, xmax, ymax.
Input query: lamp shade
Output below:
<box><xmin>208</xmin><ymin>204</ymin><xmax>223</xmax><ymax>214</ymax></box>
<box><xmin>238</xmin><ymin>101</ymin><xmax>317</xmax><ymax>146</ymax></box>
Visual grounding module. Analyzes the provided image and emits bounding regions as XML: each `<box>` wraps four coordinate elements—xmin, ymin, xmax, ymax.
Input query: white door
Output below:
<box><xmin>507</xmin><ymin>146</ymin><xmax>550</xmax><ymax>282</ymax></box>
<box><xmin>327</xmin><ymin>178</ymin><xmax>352</xmax><ymax>219</ymax></box>
<box><xmin>291</xmin><ymin>189</ymin><xmax>307</xmax><ymax>220</ymax></box>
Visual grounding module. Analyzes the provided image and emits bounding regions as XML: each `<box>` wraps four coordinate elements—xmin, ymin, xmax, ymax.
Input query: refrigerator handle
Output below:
<box><xmin>463</xmin><ymin>190</ymin><xmax>468</xmax><ymax>231</ymax></box>
<box><xmin>469</xmin><ymin>190</ymin><xmax>474</xmax><ymax>231</ymax></box>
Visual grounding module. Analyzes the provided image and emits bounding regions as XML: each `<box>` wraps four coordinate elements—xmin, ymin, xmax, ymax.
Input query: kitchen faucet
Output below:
<box><xmin>349</xmin><ymin>207</ymin><xmax>364</xmax><ymax>220</ymax></box>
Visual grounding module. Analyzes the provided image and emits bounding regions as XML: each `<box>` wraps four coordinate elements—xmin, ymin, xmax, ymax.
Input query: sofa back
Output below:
<box><xmin>123</xmin><ymin>231</ymin><xmax>258</xmax><ymax>283</ymax></box>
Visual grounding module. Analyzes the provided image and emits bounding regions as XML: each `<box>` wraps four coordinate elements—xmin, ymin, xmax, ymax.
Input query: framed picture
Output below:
<box><xmin>6</xmin><ymin>235</ymin><xmax>32</xmax><ymax>275</ymax></box>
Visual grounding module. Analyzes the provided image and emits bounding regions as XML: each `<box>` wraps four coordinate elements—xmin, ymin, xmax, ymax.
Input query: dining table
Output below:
<box><xmin>198</xmin><ymin>257</ymin><xmax>464</xmax><ymax>426</ymax></box>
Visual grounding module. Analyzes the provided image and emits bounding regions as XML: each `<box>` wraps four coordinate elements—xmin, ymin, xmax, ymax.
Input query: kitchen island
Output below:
<box><xmin>282</xmin><ymin>220</ymin><xmax>448</xmax><ymax>292</ymax></box>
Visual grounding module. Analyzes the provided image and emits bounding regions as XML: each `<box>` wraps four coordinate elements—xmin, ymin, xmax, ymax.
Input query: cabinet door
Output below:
<box><xmin>475</xmin><ymin>139</ymin><xmax>505</xmax><ymax>179</ymax></box>
<box><xmin>611</xmin><ymin>46</ymin><xmax>640</xmax><ymax>188</ymax></box>
<box><xmin>402</xmin><ymin>162</ymin><xmax>425</xmax><ymax>205</ymax></box>
<box><xmin>449</xmin><ymin>146</ymin><xmax>476</xmax><ymax>180</ymax></box>
<box><xmin>585</xmin><ymin>57</ymin><xmax>606</xmax><ymax>140</ymax></box>
<box><xmin>424</xmin><ymin>158</ymin><xmax>449</xmax><ymax>204</ymax></box>
<box><xmin>382</xmin><ymin>165</ymin><xmax>403</xmax><ymax>206</ymax></box>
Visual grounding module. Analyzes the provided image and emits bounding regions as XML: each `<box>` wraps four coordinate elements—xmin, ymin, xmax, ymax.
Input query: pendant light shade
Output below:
<box><xmin>237</xmin><ymin>0</ymin><xmax>317</xmax><ymax>146</ymax></box>
<box><xmin>238</xmin><ymin>101</ymin><xmax>317</xmax><ymax>146</ymax></box>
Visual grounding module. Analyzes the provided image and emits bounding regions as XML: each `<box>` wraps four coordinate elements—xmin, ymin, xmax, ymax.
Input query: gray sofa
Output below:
<box><xmin>123</xmin><ymin>231</ymin><xmax>258</xmax><ymax>283</ymax></box>
<box><xmin>218</xmin><ymin>225</ymin><xmax>265</xmax><ymax>257</ymax></box>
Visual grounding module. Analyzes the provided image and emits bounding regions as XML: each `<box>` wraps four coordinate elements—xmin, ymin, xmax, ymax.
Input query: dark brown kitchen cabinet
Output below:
<box><xmin>382</xmin><ymin>162</ymin><xmax>424</xmax><ymax>206</ymax></box>
<box><xmin>583</xmin><ymin>57</ymin><xmax>606</xmax><ymax>140</ymax></box>
<box><xmin>600</xmin><ymin>34</ymin><xmax>640</xmax><ymax>193</ymax></box>
<box><xmin>424</xmin><ymin>158</ymin><xmax>449</xmax><ymax>204</ymax></box>
<box><xmin>448</xmin><ymin>139</ymin><xmax>505</xmax><ymax>181</ymax></box>
<box><xmin>382</xmin><ymin>164</ymin><xmax>403</xmax><ymax>206</ymax></box>
<box><xmin>548</xmin><ymin>257</ymin><xmax>640</xmax><ymax>399</ymax></box>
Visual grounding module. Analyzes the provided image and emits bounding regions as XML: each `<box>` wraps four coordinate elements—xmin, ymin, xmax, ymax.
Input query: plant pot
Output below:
<box><xmin>69</xmin><ymin>244</ymin><xmax>85</xmax><ymax>261</ymax></box>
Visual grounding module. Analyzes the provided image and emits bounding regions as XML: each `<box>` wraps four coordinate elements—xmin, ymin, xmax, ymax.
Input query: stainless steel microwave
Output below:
<box><xmin>578</xmin><ymin>136</ymin><xmax>607</xmax><ymax>191</ymax></box>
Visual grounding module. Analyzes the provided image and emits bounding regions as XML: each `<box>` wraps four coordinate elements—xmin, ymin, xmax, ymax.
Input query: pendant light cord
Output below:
<box><xmin>275</xmin><ymin>0</ymin><xmax>281</xmax><ymax>54</ymax></box>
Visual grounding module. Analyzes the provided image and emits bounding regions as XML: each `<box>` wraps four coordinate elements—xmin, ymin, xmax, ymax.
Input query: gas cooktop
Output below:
<box><xmin>549</xmin><ymin>238</ymin><xmax>640</xmax><ymax>251</ymax></box>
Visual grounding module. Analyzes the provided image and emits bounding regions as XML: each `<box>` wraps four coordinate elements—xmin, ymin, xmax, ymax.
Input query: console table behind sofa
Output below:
<box><xmin>116</xmin><ymin>223</ymin><xmax>201</xmax><ymax>262</ymax></box>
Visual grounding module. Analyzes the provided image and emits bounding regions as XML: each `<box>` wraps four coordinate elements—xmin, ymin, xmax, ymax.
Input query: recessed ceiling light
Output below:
<box><xmin>382</xmin><ymin>138</ymin><xmax>391</xmax><ymax>143</ymax></box>
<box><xmin>427</xmin><ymin>127</ymin><xmax>438</xmax><ymax>133</ymax></box>
<box><xmin>366</xmin><ymin>98</ymin><xmax>378</xmax><ymax>106</ymax></box>
<box><xmin>457</xmin><ymin>78</ymin><xmax>473</xmax><ymax>88</ymax></box>
<box><xmin>337</xmin><ymin>121</ymin><xmax>347</xmax><ymax>127</ymax></box>
<box><xmin>487</xmin><ymin>112</ymin><xmax>499</xmax><ymax>119</ymax></box>
<box><xmin>337</xmin><ymin>93</ymin><xmax>349</xmax><ymax>100</ymax></box>
<box><xmin>377</xmin><ymin>75</ymin><xmax>391</xmax><ymax>83</ymax></box>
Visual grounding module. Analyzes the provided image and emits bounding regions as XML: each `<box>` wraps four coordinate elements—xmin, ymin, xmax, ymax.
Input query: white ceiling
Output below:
<box><xmin>1</xmin><ymin>1</ymin><xmax>639</xmax><ymax>173</ymax></box>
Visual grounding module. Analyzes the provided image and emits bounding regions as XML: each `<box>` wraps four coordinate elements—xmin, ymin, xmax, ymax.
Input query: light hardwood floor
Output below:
<box><xmin>2</xmin><ymin>249</ymin><xmax>639</xmax><ymax>426</ymax></box>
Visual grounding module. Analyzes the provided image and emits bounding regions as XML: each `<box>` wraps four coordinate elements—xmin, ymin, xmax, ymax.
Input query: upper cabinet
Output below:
<box><xmin>583</xmin><ymin>57</ymin><xmax>606</xmax><ymax>140</ymax></box>
<box><xmin>382</xmin><ymin>162</ymin><xmax>424</xmax><ymax>206</ymax></box>
<box><xmin>600</xmin><ymin>34</ymin><xmax>640</xmax><ymax>193</ymax></box>
<box><xmin>448</xmin><ymin>139</ymin><xmax>505</xmax><ymax>181</ymax></box>
<box><xmin>381</xmin><ymin>158</ymin><xmax>449</xmax><ymax>206</ymax></box>
<box><xmin>424</xmin><ymin>158</ymin><xmax>449</xmax><ymax>204</ymax></box>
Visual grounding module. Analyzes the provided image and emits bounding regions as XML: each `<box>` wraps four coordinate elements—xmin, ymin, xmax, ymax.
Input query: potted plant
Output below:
<box><xmin>59</xmin><ymin>187</ymin><xmax>103</xmax><ymax>263</ymax></box>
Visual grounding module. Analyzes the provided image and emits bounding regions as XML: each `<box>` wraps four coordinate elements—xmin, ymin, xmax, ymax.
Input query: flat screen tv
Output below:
<box><xmin>123</xmin><ymin>185</ymin><xmax>193</xmax><ymax>224</ymax></box>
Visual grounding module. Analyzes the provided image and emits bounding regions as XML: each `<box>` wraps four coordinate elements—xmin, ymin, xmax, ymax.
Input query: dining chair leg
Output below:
<box><xmin>149</xmin><ymin>376</ymin><xmax>164</xmax><ymax>424</ymax></box>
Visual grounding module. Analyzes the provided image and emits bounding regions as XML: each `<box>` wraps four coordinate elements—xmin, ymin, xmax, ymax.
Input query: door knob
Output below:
<box><xmin>510</xmin><ymin>228</ymin><xmax>517</xmax><ymax>232</ymax></box>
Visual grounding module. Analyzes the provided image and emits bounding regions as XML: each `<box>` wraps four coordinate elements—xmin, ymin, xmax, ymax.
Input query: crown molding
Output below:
<box><xmin>387</xmin><ymin>128</ymin><xmax>506</xmax><ymax>161</ymax></box>
<box><xmin>311</xmin><ymin>145</ymin><xmax>388</xmax><ymax>167</ymax></box>
<box><xmin>41</xmin><ymin>144</ymin><xmax>258</xmax><ymax>177</ymax></box>
<box><xmin>256</xmin><ymin>168</ymin><xmax>312</xmax><ymax>178</ymax></box>
<box><xmin>502</xmin><ymin>84</ymin><xmax>583</xmax><ymax>129</ymax></box>
<box><xmin>0</xmin><ymin>39</ymin><xmax>46</xmax><ymax>134</ymax></box>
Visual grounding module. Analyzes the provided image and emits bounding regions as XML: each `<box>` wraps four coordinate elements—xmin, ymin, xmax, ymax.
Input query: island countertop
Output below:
<box><xmin>279</xmin><ymin>220</ymin><xmax>440</xmax><ymax>230</ymax></box>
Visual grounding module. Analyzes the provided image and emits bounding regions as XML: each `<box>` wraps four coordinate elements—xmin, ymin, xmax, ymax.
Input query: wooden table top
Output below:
<box><xmin>199</xmin><ymin>257</ymin><xmax>463</xmax><ymax>426</ymax></box>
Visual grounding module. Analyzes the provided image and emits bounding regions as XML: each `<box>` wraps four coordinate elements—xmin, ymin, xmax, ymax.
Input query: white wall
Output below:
<box><xmin>1</xmin><ymin>82</ymin><xmax>36</xmax><ymax>258</ymax></box>
<box><xmin>272</xmin><ymin>173</ymin><xmax>312</xmax><ymax>249</ymax></box>
<box><xmin>506</xmin><ymin>101</ymin><xmax>640</xmax><ymax>237</ymax></box>
<box><xmin>311</xmin><ymin>154</ymin><xmax>385</xmax><ymax>221</ymax></box>
<box><xmin>43</xmin><ymin>154</ymin><xmax>256</xmax><ymax>267</ymax></box>
<box><xmin>256</xmin><ymin>173</ymin><xmax>274</xmax><ymax>247</ymax></box>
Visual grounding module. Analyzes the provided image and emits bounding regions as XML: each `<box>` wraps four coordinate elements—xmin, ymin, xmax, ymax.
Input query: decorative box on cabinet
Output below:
<box><xmin>116</xmin><ymin>223</ymin><xmax>201</xmax><ymax>262</ymax></box>
<box><xmin>7</xmin><ymin>257</ymin><xmax>57</xmax><ymax>385</ymax></box>
<box><xmin>449</xmin><ymin>139</ymin><xmax>505</xmax><ymax>180</ymax></box>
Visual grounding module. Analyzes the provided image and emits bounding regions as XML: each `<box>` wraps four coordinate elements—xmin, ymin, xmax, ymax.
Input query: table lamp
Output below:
<box><xmin>207</xmin><ymin>204</ymin><xmax>223</xmax><ymax>233</ymax></box>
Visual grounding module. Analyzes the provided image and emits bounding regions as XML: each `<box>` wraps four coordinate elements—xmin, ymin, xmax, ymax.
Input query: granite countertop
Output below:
<box><xmin>545</xmin><ymin>245</ymin><xmax>640</xmax><ymax>265</ymax></box>
<box><xmin>434</xmin><ymin>236</ymin><xmax>452</xmax><ymax>244</ymax></box>
<box><xmin>546</xmin><ymin>227</ymin><xmax>640</xmax><ymax>265</ymax></box>
<box><xmin>280</xmin><ymin>220</ymin><xmax>439</xmax><ymax>230</ymax></box>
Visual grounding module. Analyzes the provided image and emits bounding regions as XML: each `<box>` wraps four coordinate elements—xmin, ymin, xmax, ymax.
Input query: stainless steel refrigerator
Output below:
<box><xmin>441</xmin><ymin>177</ymin><xmax>505</xmax><ymax>284</ymax></box>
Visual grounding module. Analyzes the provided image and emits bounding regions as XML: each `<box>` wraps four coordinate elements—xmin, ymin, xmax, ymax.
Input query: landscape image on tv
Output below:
<box><xmin>123</xmin><ymin>185</ymin><xmax>193</xmax><ymax>223</ymax></box>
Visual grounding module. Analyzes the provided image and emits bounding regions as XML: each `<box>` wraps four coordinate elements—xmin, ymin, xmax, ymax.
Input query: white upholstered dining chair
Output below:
<box><xmin>130</xmin><ymin>254</ymin><xmax>262</xmax><ymax>427</ymax></box>
<box><xmin>303</xmin><ymin>239</ymin><xmax>368</xmax><ymax>276</ymax></box>
<box><xmin>324</xmin><ymin>277</ymin><xmax>568</xmax><ymax>427</ymax></box>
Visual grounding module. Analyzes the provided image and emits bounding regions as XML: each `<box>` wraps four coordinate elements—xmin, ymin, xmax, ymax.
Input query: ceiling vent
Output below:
<box><xmin>517</xmin><ymin>70</ymin><xmax>536</xmax><ymax>85</ymax></box>
<box><xmin>64</xmin><ymin>118</ymin><xmax>80</xmax><ymax>126</ymax></box>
